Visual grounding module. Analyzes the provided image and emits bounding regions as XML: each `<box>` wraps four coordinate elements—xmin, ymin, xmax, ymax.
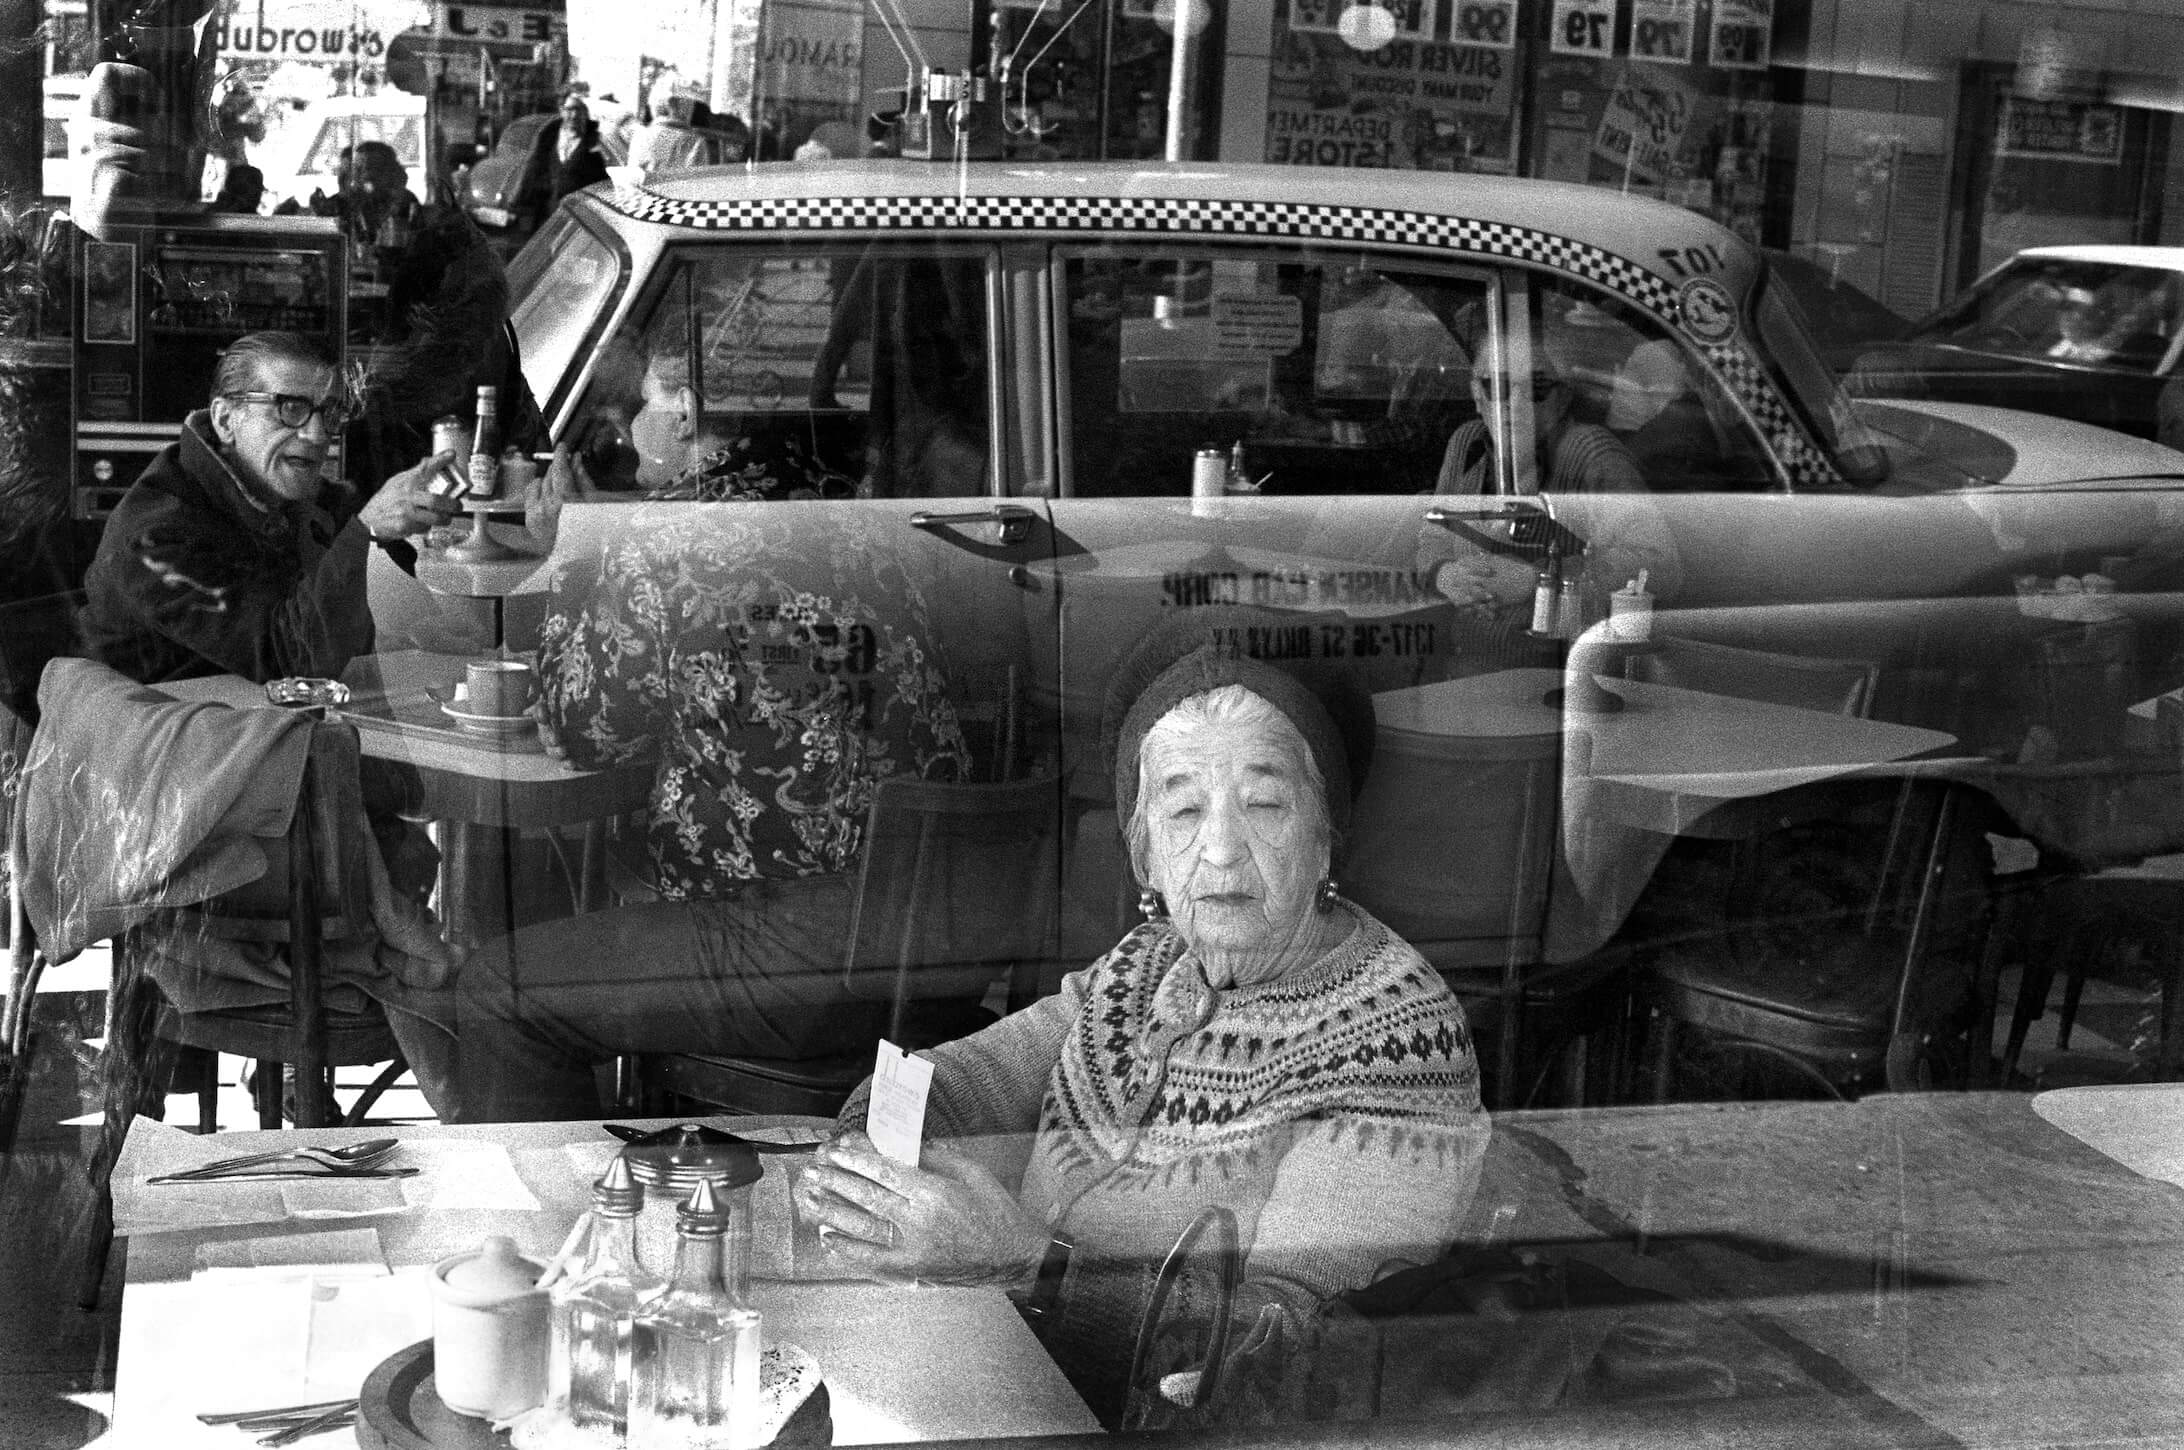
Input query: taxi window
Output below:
<box><xmin>569</xmin><ymin>240</ymin><xmax>992</xmax><ymax>501</ymax></box>
<box><xmin>1059</xmin><ymin>246</ymin><xmax>1490</xmax><ymax>498</ymax></box>
<box><xmin>1531</xmin><ymin>278</ymin><xmax>1782</xmax><ymax>493</ymax></box>
<box><xmin>508</xmin><ymin>211</ymin><xmax>625</xmax><ymax>421</ymax></box>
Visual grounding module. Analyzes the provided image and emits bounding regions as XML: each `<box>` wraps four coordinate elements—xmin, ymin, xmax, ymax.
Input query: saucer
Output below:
<box><xmin>440</xmin><ymin>700</ymin><xmax>538</xmax><ymax>737</ymax></box>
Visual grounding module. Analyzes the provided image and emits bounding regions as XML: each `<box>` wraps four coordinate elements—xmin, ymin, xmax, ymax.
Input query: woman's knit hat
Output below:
<box><xmin>1103</xmin><ymin>605</ymin><xmax>1375</xmax><ymax>838</ymax></box>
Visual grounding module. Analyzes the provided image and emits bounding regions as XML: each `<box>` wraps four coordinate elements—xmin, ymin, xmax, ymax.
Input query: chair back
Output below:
<box><xmin>1630</xmin><ymin>637</ymin><xmax>1878</xmax><ymax>718</ymax></box>
<box><xmin>841</xmin><ymin>771</ymin><xmax>1063</xmax><ymax>1040</ymax></box>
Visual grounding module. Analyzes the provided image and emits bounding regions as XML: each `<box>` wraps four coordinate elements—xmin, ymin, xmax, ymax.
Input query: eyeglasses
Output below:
<box><xmin>223</xmin><ymin>391</ymin><xmax>354</xmax><ymax>431</ymax></box>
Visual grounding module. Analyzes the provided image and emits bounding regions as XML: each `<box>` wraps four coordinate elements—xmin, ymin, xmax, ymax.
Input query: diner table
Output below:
<box><xmin>108</xmin><ymin>1114</ymin><xmax>1103</xmax><ymax>1447</ymax></box>
<box><xmin>106</xmin><ymin>1089</ymin><xmax>2184</xmax><ymax>1448</ymax></box>
<box><xmin>158</xmin><ymin>650</ymin><xmax>653</xmax><ymax>943</ymax></box>
<box><xmin>1363</xmin><ymin>664</ymin><xmax>1964</xmax><ymax>964</ymax></box>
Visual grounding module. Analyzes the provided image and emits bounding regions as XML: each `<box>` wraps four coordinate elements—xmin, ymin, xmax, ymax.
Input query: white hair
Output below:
<box><xmin>1123</xmin><ymin>684</ymin><xmax>1332</xmax><ymax>887</ymax></box>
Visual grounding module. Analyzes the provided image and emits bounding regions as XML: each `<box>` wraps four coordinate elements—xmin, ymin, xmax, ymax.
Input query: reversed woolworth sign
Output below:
<box><xmin>216</xmin><ymin>1</ymin><xmax>390</xmax><ymax>60</ymax></box>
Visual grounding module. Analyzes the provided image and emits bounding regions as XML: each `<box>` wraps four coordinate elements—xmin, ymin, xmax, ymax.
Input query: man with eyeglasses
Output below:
<box><xmin>79</xmin><ymin>330</ymin><xmax>457</xmax><ymax>686</ymax></box>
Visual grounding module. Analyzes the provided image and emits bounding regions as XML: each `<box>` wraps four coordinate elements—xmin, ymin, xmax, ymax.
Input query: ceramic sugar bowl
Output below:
<box><xmin>432</xmin><ymin>1235</ymin><xmax>551</xmax><ymax>1419</ymax></box>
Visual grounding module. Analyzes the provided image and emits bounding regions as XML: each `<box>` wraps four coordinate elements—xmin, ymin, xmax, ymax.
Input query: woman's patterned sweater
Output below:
<box><xmin>844</xmin><ymin>902</ymin><xmax>1489</xmax><ymax>1400</ymax></box>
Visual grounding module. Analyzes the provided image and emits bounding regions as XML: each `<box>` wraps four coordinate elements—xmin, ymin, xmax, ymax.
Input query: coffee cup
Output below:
<box><xmin>466</xmin><ymin>660</ymin><xmax>535</xmax><ymax>718</ymax></box>
<box><xmin>429</xmin><ymin>1237</ymin><xmax>549</xmax><ymax>1419</ymax></box>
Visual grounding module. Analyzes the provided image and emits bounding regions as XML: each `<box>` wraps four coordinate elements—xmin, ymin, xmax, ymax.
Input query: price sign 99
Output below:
<box><xmin>1709</xmin><ymin>17</ymin><xmax>1769</xmax><ymax>68</ymax></box>
<box><xmin>1453</xmin><ymin>0</ymin><xmax>1516</xmax><ymax>48</ymax></box>
<box><xmin>1630</xmin><ymin>0</ymin><xmax>1691</xmax><ymax>61</ymax></box>
<box><xmin>1549</xmin><ymin>0</ymin><xmax>1612</xmax><ymax>55</ymax></box>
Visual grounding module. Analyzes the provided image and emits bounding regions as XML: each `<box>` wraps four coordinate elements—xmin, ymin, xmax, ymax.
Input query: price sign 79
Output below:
<box><xmin>1452</xmin><ymin>0</ymin><xmax>1517</xmax><ymax>48</ymax></box>
<box><xmin>1630</xmin><ymin>0</ymin><xmax>1691</xmax><ymax>62</ymax></box>
<box><xmin>1549</xmin><ymin>0</ymin><xmax>1612</xmax><ymax>55</ymax></box>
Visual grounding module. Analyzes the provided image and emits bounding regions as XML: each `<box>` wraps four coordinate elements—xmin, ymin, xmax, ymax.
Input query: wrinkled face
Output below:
<box><xmin>1139</xmin><ymin>707</ymin><xmax>1330</xmax><ymax>982</ymax></box>
<box><xmin>561</xmin><ymin>99</ymin><xmax>589</xmax><ymax>129</ymax></box>
<box><xmin>209</xmin><ymin>355</ymin><xmax>339</xmax><ymax>504</ymax></box>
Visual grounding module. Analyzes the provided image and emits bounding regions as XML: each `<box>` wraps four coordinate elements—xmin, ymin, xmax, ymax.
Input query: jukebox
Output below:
<box><xmin>72</xmin><ymin>213</ymin><xmax>345</xmax><ymax>518</ymax></box>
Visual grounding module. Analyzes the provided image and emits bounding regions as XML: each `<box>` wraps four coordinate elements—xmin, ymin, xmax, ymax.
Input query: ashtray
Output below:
<box><xmin>266</xmin><ymin>677</ymin><xmax>352</xmax><ymax>709</ymax></box>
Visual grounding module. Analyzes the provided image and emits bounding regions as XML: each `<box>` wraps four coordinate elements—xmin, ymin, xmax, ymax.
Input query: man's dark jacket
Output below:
<box><xmin>78</xmin><ymin>409</ymin><xmax>373</xmax><ymax>685</ymax></box>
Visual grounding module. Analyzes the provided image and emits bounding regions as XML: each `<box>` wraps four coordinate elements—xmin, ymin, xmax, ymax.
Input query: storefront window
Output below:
<box><xmin>24</xmin><ymin>3</ymin><xmax>2184</xmax><ymax>1448</ymax></box>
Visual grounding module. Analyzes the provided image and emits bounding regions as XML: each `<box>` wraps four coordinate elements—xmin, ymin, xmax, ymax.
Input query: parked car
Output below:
<box><xmin>426</xmin><ymin>160</ymin><xmax>2184</xmax><ymax>1099</ymax></box>
<box><xmin>457</xmin><ymin>111</ymin><xmax>630</xmax><ymax>233</ymax></box>
<box><xmin>1846</xmin><ymin>244</ymin><xmax>2184</xmax><ymax>442</ymax></box>
<box><xmin>252</xmin><ymin>92</ymin><xmax>430</xmax><ymax>213</ymax></box>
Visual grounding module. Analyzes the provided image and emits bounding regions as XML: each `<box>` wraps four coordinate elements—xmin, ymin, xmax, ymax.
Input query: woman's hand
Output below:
<box><xmin>528</xmin><ymin>698</ymin><xmax>567</xmax><ymax>762</ymax></box>
<box><xmin>522</xmin><ymin>445</ymin><xmax>570</xmax><ymax>550</ymax></box>
<box><xmin>796</xmin><ymin>1130</ymin><xmax>1048</xmax><ymax>1288</ymax></box>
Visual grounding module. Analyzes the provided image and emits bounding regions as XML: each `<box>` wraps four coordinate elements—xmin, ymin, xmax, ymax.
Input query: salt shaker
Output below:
<box><xmin>629</xmin><ymin>1179</ymin><xmax>762</xmax><ymax>1450</ymax></box>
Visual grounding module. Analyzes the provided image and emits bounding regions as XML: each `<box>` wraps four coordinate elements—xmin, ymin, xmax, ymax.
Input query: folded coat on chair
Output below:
<box><xmin>12</xmin><ymin>658</ymin><xmax>455</xmax><ymax>1017</ymax></box>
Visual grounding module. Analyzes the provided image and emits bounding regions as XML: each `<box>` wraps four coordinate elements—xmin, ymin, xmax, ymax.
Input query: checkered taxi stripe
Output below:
<box><xmin>604</xmin><ymin>186</ymin><xmax>1836</xmax><ymax>488</ymax></box>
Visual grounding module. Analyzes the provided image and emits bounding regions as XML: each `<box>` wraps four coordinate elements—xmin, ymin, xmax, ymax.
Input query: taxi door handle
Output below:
<box><xmin>1423</xmin><ymin>499</ymin><xmax>1586</xmax><ymax>559</ymax></box>
<box><xmin>910</xmin><ymin>503</ymin><xmax>1037</xmax><ymax>547</ymax></box>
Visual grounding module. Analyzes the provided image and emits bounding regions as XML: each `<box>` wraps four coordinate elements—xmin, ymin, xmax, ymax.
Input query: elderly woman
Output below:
<box><xmin>798</xmin><ymin>636</ymin><xmax>1489</xmax><ymax>1419</ymax></box>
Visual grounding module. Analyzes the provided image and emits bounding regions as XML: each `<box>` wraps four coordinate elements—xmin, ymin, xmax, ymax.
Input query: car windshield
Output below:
<box><xmin>1911</xmin><ymin>256</ymin><xmax>2184</xmax><ymax>372</ymax></box>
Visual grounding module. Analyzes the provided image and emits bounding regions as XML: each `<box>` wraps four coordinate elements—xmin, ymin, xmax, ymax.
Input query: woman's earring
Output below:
<box><xmin>1316</xmin><ymin>878</ymin><xmax>1340</xmax><ymax>914</ymax></box>
<box><xmin>1138</xmin><ymin>886</ymin><xmax>1166</xmax><ymax>920</ymax></box>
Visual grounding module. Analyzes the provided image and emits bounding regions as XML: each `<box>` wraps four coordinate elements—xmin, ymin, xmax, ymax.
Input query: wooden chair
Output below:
<box><xmin>78</xmin><ymin>719</ymin><xmax>410</xmax><ymax>1306</ymax></box>
<box><xmin>636</xmin><ymin>771</ymin><xmax>1063</xmax><ymax>1117</ymax></box>
<box><xmin>1345</xmin><ymin>719</ymin><xmax>1603</xmax><ymax>1109</ymax></box>
<box><xmin>1628</xmin><ymin>641</ymin><xmax>1998</xmax><ymax>1100</ymax></box>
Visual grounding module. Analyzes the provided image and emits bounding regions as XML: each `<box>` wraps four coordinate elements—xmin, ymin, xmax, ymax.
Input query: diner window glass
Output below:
<box><xmin>571</xmin><ymin>241</ymin><xmax>993</xmax><ymax>500</ymax></box>
<box><xmin>1058</xmin><ymin>246</ymin><xmax>1491</xmax><ymax>497</ymax></box>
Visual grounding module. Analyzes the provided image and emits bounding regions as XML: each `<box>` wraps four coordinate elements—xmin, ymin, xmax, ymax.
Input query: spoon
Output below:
<box><xmin>158</xmin><ymin>1139</ymin><xmax>401</xmax><ymax>1180</ymax></box>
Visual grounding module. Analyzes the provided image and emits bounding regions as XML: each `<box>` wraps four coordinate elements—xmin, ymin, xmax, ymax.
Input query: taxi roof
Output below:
<box><xmin>2015</xmin><ymin>244</ymin><xmax>2184</xmax><ymax>273</ymax></box>
<box><xmin>584</xmin><ymin>159</ymin><xmax>1755</xmax><ymax>296</ymax></box>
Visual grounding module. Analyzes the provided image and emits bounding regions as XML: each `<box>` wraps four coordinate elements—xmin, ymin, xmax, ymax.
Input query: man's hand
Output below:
<box><xmin>795</xmin><ymin>1129</ymin><xmax>1048</xmax><ymax>1288</ymax></box>
<box><xmin>1434</xmin><ymin>550</ymin><xmax>1537</xmax><ymax>612</ymax></box>
<box><xmin>359</xmin><ymin>452</ymin><xmax>460</xmax><ymax>542</ymax></box>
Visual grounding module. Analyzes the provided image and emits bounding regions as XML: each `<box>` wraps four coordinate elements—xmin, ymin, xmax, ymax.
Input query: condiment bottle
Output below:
<box><xmin>1530</xmin><ymin>539</ymin><xmax>1563</xmax><ymax>636</ymax></box>
<box><xmin>549</xmin><ymin>1155</ymin><xmax>663</xmax><ymax>1437</ymax></box>
<box><xmin>629</xmin><ymin>1179</ymin><xmax>761</xmax><ymax>1450</ymax></box>
<box><xmin>468</xmin><ymin>384</ymin><xmax>501</xmax><ymax>498</ymax></box>
<box><xmin>1556</xmin><ymin>577</ymin><xmax>1584</xmax><ymax>640</ymax></box>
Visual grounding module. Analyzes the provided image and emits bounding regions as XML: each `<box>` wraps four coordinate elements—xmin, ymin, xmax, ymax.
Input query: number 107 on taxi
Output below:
<box><xmin>1551</xmin><ymin>0</ymin><xmax>1614</xmax><ymax>55</ymax></box>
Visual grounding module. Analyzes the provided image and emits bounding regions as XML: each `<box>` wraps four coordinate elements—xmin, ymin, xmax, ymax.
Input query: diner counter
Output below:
<box><xmin>108</xmin><ymin>1090</ymin><xmax>2184</xmax><ymax>1448</ymax></box>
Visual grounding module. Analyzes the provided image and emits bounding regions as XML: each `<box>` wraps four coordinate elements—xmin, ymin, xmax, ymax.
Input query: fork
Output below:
<box><xmin>154</xmin><ymin>1139</ymin><xmax>400</xmax><ymax>1181</ymax></box>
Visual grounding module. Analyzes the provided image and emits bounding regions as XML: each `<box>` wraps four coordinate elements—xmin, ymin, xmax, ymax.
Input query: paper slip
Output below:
<box><xmin>194</xmin><ymin>1227</ymin><xmax>388</xmax><ymax>1278</ymax></box>
<box><xmin>867</xmin><ymin>1040</ymin><xmax>933</xmax><ymax>1167</ymax></box>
